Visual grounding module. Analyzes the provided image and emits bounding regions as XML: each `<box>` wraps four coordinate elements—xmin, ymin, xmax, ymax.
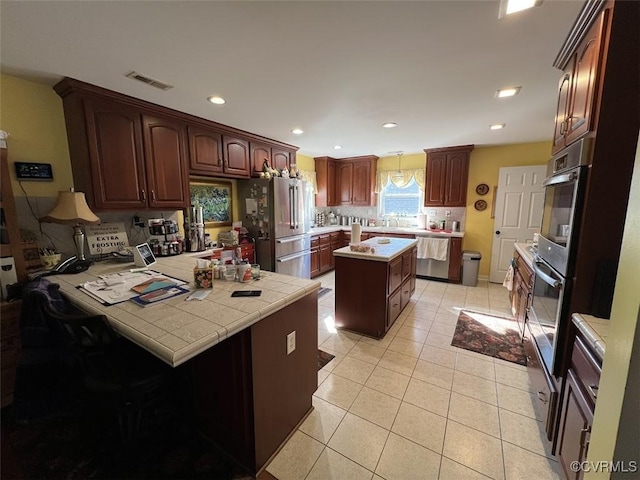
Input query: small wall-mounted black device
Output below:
<box><xmin>14</xmin><ymin>162</ymin><xmax>54</xmax><ymax>180</ymax></box>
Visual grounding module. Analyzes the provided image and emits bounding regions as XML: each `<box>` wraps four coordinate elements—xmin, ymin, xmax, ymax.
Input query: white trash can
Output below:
<box><xmin>462</xmin><ymin>251</ymin><xmax>482</xmax><ymax>287</ymax></box>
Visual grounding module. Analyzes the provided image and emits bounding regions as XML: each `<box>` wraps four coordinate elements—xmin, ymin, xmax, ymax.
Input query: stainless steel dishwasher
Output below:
<box><xmin>415</xmin><ymin>233</ymin><xmax>450</xmax><ymax>280</ymax></box>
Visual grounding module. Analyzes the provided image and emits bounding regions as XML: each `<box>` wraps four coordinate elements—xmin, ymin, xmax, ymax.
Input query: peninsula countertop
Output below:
<box><xmin>571</xmin><ymin>313</ymin><xmax>609</xmax><ymax>363</ymax></box>
<box><xmin>49</xmin><ymin>252</ymin><xmax>320</xmax><ymax>367</ymax></box>
<box><xmin>333</xmin><ymin>237</ymin><xmax>418</xmax><ymax>262</ymax></box>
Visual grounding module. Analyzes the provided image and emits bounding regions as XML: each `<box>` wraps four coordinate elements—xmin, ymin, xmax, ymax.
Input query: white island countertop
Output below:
<box><xmin>333</xmin><ymin>237</ymin><xmax>418</xmax><ymax>262</ymax></box>
<box><xmin>49</xmin><ymin>252</ymin><xmax>320</xmax><ymax>367</ymax></box>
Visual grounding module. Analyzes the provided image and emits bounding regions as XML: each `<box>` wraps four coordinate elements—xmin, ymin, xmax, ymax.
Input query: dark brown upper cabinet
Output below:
<box><xmin>423</xmin><ymin>145</ymin><xmax>473</xmax><ymax>207</ymax></box>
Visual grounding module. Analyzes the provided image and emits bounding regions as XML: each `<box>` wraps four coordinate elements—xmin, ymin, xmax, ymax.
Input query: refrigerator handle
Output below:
<box><xmin>294</xmin><ymin>184</ymin><xmax>299</xmax><ymax>229</ymax></box>
<box><xmin>289</xmin><ymin>185</ymin><xmax>295</xmax><ymax>230</ymax></box>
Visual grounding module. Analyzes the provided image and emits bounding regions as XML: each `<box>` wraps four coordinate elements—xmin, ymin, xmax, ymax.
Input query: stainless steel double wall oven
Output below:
<box><xmin>529</xmin><ymin>139</ymin><xmax>592</xmax><ymax>377</ymax></box>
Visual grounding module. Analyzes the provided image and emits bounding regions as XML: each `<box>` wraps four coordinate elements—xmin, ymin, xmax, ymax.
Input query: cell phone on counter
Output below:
<box><xmin>231</xmin><ymin>290</ymin><xmax>262</xmax><ymax>297</ymax></box>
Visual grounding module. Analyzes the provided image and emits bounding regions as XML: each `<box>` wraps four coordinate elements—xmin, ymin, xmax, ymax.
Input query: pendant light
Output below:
<box><xmin>394</xmin><ymin>152</ymin><xmax>404</xmax><ymax>180</ymax></box>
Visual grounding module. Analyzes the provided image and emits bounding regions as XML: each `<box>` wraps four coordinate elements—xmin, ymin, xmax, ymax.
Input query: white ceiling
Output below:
<box><xmin>1</xmin><ymin>0</ymin><xmax>584</xmax><ymax>158</ymax></box>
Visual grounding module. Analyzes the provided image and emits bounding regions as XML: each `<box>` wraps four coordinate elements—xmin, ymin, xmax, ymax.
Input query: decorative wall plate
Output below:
<box><xmin>474</xmin><ymin>199</ymin><xmax>488</xmax><ymax>211</ymax></box>
<box><xmin>476</xmin><ymin>183</ymin><xmax>489</xmax><ymax>195</ymax></box>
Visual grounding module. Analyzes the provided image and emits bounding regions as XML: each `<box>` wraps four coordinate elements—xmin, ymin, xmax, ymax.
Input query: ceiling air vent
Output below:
<box><xmin>125</xmin><ymin>71</ymin><xmax>173</xmax><ymax>91</ymax></box>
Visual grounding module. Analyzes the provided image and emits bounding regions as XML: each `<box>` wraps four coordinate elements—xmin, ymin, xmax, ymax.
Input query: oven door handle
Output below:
<box><xmin>542</xmin><ymin>171</ymin><xmax>577</xmax><ymax>187</ymax></box>
<box><xmin>533</xmin><ymin>261</ymin><xmax>563</xmax><ymax>289</ymax></box>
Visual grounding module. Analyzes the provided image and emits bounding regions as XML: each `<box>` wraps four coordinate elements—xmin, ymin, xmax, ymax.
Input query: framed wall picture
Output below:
<box><xmin>190</xmin><ymin>180</ymin><xmax>232</xmax><ymax>227</ymax></box>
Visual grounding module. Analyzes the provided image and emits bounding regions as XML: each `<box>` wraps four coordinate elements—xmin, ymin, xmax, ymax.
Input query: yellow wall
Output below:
<box><xmin>295</xmin><ymin>153</ymin><xmax>314</xmax><ymax>172</ymax></box>
<box><xmin>585</xmin><ymin>136</ymin><xmax>640</xmax><ymax>479</ymax></box>
<box><xmin>0</xmin><ymin>74</ymin><xmax>73</xmax><ymax>197</ymax></box>
<box><xmin>466</xmin><ymin>142</ymin><xmax>551</xmax><ymax>277</ymax></box>
<box><xmin>377</xmin><ymin>153</ymin><xmax>425</xmax><ymax>171</ymax></box>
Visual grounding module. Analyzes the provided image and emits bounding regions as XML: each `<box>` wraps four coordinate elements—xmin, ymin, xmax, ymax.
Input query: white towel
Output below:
<box><xmin>416</xmin><ymin>237</ymin><xmax>449</xmax><ymax>261</ymax></box>
<box><xmin>503</xmin><ymin>265</ymin><xmax>514</xmax><ymax>291</ymax></box>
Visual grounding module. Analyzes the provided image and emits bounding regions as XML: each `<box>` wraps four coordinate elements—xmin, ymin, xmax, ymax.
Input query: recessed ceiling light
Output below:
<box><xmin>382</xmin><ymin>122</ymin><xmax>398</xmax><ymax>128</ymax></box>
<box><xmin>291</xmin><ymin>128</ymin><xmax>304</xmax><ymax>135</ymax></box>
<box><xmin>334</xmin><ymin>145</ymin><xmax>342</xmax><ymax>150</ymax></box>
<box><xmin>207</xmin><ymin>96</ymin><xmax>226</xmax><ymax>105</ymax></box>
<box><xmin>490</xmin><ymin>124</ymin><xmax>506</xmax><ymax>130</ymax></box>
<box><xmin>499</xmin><ymin>0</ymin><xmax>542</xmax><ymax>18</ymax></box>
<box><xmin>496</xmin><ymin>86</ymin><xmax>522</xmax><ymax>98</ymax></box>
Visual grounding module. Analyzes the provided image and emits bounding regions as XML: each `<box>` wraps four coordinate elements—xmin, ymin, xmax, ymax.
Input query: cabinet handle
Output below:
<box><xmin>141</xmin><ymin>189</ymin><xmax>146</xmax><ymax>201</ymax></box>
<box><xmin>537</xmin><ymin>391</ymin><xmax>548</xmax><ymax>403</ymax></box>
<box><xmin>560</xmin><ymin>119</ymin><xmax>567</xmax><ymax>135</ymax></box>
<box><xmin>588</xmin><ymin>384</ymin><xmax>598</xmax><ymax>398</ymax></box>
<box><xmin>218</xmin><ymin>157</ymin><xmax>222</xmax><ymax>167</ymax></box>
<box><xmin>151</xmin><ymin>190</ymin><xmax>156</xmax><ymax>201</ymax></box>
<box><xmin>580</xmin><ymin>426</ymin><xmax>591</xmax><ymax>448</ymax></box>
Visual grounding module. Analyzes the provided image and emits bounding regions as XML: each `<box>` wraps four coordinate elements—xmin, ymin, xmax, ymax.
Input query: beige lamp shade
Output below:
<box><xmin>41</xmin><ymin>190</ymin><xmax>100</xmax><ymax>225</ymax></box>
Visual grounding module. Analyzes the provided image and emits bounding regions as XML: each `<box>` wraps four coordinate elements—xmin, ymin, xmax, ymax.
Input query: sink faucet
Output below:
<box><xmin>387</xmin><ymin>216</ymin><xmax>399</xmax><ymax>227</ymax></box>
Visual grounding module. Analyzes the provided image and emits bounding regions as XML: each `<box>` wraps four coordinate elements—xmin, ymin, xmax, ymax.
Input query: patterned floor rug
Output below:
<box><xmin>451</xmin><ymin>310</ymin><xmax>527</xmax><ymax>366</ymax></box>
<box><xmin>318</xmin><ymin>349</ymin><xmax>335</xmax><ymax>370</ymax></box>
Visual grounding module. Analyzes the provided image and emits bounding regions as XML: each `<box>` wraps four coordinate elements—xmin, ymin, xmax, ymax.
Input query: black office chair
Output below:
<box><xmin>16</xmin><ymin>278</ymin><xmax>171</xmax><ymax>445</ymax></box>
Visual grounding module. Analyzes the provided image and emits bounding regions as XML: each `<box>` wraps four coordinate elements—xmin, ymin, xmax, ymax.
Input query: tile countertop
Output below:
<box><xmin>571</xmin><ymin>313</ymin><xmax>609</xmax><ymax>363</ymax></box>
<box><xmin>310</xmin><ymin>225</ymin><xmax>464</xmax><ymax>238</ymax></box>
<box><xmin>49</xmin><ymin>251</ymin><xmax>321</xmax><ymax>368</ymax></box>
<box><xmin>333</xmin><ymin>237</ymin><xmax>418</xmax><ymax>262</ymax></box>
<box><xmin>514</xmin><ymin>242</ymin><xmax>536</xmax><ymax>268</ymax></box>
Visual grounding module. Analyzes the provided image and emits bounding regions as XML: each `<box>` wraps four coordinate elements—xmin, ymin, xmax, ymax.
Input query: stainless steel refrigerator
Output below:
<box><xmin>238</xmin><ymin>177</ymin><xmax>313</xmax><ymax>278</ymax></box>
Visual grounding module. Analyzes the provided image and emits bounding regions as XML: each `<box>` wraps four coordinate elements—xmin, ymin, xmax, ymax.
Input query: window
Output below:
<box><xmin>379</xmin><ymin>177</ymin><xmax>424</xmax><ymax>217</ymax></box>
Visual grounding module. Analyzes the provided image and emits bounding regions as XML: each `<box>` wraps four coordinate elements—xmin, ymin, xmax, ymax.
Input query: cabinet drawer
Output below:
<box><xmin>571</xmin><ymin>335</ymin><xmax>601</xmax><ymax>406</ymax></box>
<box><xmin>388</xmin><ymin>257</ymin><xmax>403</xmax><ymax>294</ymax></box>
<box><xmin>402</xmin><ymin>251</ymin><xmax>411</xmax><ymax>280</ymax></box>
<box><xmin>319</xmin><ymin>234</ymin><xmax>330</xmax><ymax>246</ymax></box>
<box><xmin>330</xmin><ymin>232</ymin><xmax>341</xmax><ymax>241</ymax></box>
<box><xmin>388</xmin><ymin>288</ymin><xmax>402</xmax><ymax>330</ymax></box>
<box><xmin>524</xmin><ymin>330</ymin><xmax>557</xmax><ymax>440</ymax></box>
<box><xmin>311</xmin><ymin>236</ymin><xmax>319</xmax><ymax>248</ymax></box>
<box><xmin>400</xmin><ymin>278</ymin><xmax>411</xmax><ymax>311</ymax></box>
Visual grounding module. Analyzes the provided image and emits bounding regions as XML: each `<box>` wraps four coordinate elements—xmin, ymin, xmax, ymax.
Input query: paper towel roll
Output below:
<box><xmin>351</xmin><ymin>223</ymin><xmax>362</xmax><ymax>243</ymax></box>
<box><xmin>417</xmin><ymin>212</ymin><xmax>426</xmax><ymax>229</ymax></box>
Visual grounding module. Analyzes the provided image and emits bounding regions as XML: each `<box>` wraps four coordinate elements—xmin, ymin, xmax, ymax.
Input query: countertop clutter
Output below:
<box><xmin>310</xmin><ymin>225</ymin><xmax>464</xmax><ymax>237</ymax></box>
<box><xmin>333</xmin><ymin>237</ymin><xmax>418</xmax><ymax>262</ymax></box>
<box><xmin>50</xmin><ymin>251</ymin><xmax>320</xmax><ymax>367</ymax></box>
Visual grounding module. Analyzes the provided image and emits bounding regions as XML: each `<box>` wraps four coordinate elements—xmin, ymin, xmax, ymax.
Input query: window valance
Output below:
<box><xmin>375</xmin><ymin>169</ymin><xmax>425</xmax><ymax>193</ymax></box>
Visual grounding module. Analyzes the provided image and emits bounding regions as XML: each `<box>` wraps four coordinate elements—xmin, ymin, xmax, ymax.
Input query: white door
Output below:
<box><xmin>489</xmin><ymin>165</ymin><xmax>546</xmax><ymax>283</ymax></box>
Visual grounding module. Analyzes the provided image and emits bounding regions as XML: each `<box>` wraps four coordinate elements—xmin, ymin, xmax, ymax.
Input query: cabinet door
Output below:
<box><xmin>351</xmin><ymin>161</ymin><xmax>372</xmax><ymax>205</ymax></box>
<box><xmin>566</xmin><ymin>10</ymin><xmax>608</xmax><ymax>146</ymax></box>
<box><xmin>337</xmin><ymin>163</ymin><xmax>354</xmax><ymax>205</ymax></box>
<box><xmin>188</xmin><ymin>125</ymin><xmax>223</xmax><ymax>175</ymax></box>
<box><xmin>223</xmin><ymin>136</ymin><xmax>250</xmax><ymax>177</ymax></box>
<box><xmin>310</xmin><ymin>247</ymin><xmax>320</xmax><ymax>278</ymax></box>
<box><xmin>424</xmin><ymin>153</ymin><xmax>447</xmax><ymax>206</ymax></box>
<box><xmin>272</xmin><ymin>148</ymin><xmax>291</xmax><ymax>172</ymax></box>
<box><xmin>84</xmin><ymin>98</ymin><xmax>147</xmax><ymax>209</ymax></box>
<box><xmin>319</xmin><ymin>244</ymin><xmax>332</xmax><ymax>273</ymax></box>
<box><xmin>557</xmin><ymin>369</ymin><xmax>593</xmax><ymax>480</ymax></box>
<box><xmin>410</xmin><ymin>247</ymin><xmax>417</xmax><ymax>294</ymax></box>
<box><xmin>444</xmin><ymin>152</ymin><xmax>469</xmax><ymax>206</ymax></box>
<box><xmin>141</xmin><ymin>114</ymin><xmax>190</xmax><ymax>209</ymax></box>
<box><xmin>327</xmin><ymin>160</ymin><xmax>337</xmax><ymax>206</ymax></box>
<box><xmin>448</xmin><ymin>237</ymin><xmax>463</xmax><ymax>283</ymax></box>
<box><xmin>250</xmin><ymin>142</ymin><xmax>272</xmax><ymax>177</ymax></box>
<box><xmin>552</xmin><ymin>68</ymin><xmax>573</xmax><ymax>154</ymax></box>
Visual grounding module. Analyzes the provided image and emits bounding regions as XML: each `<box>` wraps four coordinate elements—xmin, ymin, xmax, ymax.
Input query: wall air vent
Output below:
<box><xmin>125</xmin><ymin>71</ymin><xmax>173</xmax><ymax>91</ymax></box>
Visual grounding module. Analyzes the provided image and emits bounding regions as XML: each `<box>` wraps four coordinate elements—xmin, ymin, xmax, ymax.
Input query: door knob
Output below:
<box><xmin>495</xmin><ymin>230</ymin><xmax>501</xmax><ymax>235</ymax></box>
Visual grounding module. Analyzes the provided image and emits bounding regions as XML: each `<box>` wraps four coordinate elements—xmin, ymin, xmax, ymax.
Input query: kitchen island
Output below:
<box><xmin>334</xmin><ymin>237</ymin><xmax>418</xmax><ymax>338</ymax></box>
<box><xmin>49</xmin><ymin>253</ymin><xmax>320</xmax><ymax>476</ymax></box>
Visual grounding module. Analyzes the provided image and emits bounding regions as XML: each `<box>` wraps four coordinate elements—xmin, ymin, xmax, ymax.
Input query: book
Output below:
<box><xmin>131</xmin><ymin>277</ymin><xmax>178</xmax><ymax>294</ymax></box>
<box><xmin>130</xmin><ymin>285</ymin><xmax>190</xmax><ymax>307</ymax></box>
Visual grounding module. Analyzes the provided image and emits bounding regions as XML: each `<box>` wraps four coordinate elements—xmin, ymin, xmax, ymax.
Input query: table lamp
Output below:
<box><xmin>40</xmin><ymin>189</ymin><xmax>100</xmax><ymax>273</ymax></box>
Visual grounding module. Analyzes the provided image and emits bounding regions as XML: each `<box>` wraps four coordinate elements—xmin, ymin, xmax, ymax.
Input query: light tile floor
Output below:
<box><xmin>265</xmin><ymin>272</ymin><xmax>561</xmax><ymax>480</ymax></box>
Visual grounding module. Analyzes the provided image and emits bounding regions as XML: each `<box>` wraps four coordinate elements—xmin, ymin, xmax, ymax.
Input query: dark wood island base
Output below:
<box><xmin>189</xmin><ymin>292</ymin><xmax>318</xmax><ymax>476</ymax></box>
<box><xmin>334</xmin><ymin>238</ymin><xmax>417</xmax><ymax>339</ymax></box>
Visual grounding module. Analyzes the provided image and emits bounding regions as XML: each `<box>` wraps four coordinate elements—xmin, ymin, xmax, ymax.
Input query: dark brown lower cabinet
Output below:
<box><xmin>190</xmin><ymin>293</ymin><xmax>317</xmax><ymax>475</ymax></box>
<box><xmin>556</xmin><ymin>335</ymin><xmax>601</xmax><ymax>480</ymax></box>
<box><xmin>335</xmin><ymin>247</ymin><xmax>416</xmax><ymax>338</ymax></box>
